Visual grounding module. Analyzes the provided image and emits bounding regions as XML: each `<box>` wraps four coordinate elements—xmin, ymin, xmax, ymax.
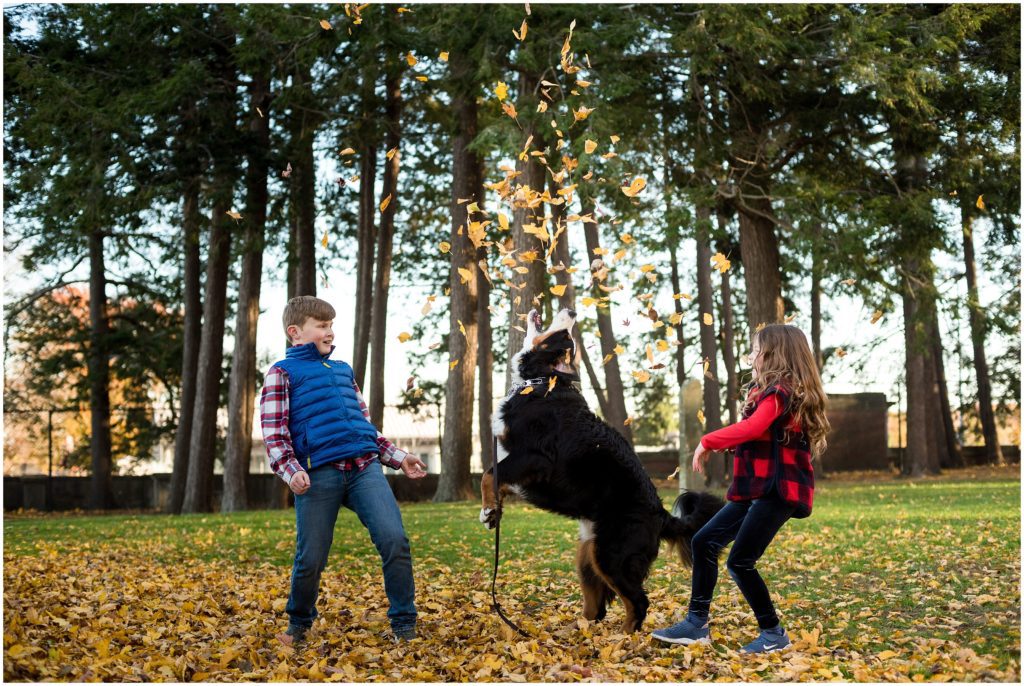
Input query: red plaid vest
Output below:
<box><xmin>726</xmin><ymin>385</ymin><xmax>814</xmax><ymax>518</ymax></box>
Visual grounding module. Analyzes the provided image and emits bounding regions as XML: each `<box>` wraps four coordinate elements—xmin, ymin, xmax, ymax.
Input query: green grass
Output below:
<box><xmin>5</xmin><ymin>470</ymin><xmax>1021</xmax><ymax>679</ymax></box>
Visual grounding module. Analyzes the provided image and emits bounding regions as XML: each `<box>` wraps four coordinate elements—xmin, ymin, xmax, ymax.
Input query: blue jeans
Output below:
<box><xmin>285</xmin><ymin>460</ymin><xmax>417</xmax><ymax>632</ymax></box>
<box><xmin>687</xmin><ymin>492</ymin><xmax>796</xmax><ymax>630</ymax></box>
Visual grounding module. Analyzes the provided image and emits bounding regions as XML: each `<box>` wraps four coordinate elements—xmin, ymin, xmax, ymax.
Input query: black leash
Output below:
<box><xmin>489</xmin><ymin>434</ymin><xmax>530</xmax><ymax>638</ymax></box>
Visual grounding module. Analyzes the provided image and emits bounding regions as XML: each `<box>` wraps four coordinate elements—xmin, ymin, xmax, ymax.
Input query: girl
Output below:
<box><xmin>652</xmin><ymin>324</ymin><xmax>830</xmax><ymax>653</ymax></box>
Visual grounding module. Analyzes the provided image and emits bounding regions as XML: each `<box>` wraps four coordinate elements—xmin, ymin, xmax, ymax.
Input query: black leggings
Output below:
<box><xmin>688</xmin><ymin>492</ymin><xmax>796</xmax><ymax>629</ymax></box>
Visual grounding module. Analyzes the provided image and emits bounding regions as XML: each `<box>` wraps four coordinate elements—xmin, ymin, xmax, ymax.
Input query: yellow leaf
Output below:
<box><xmin>379</xmin><ymin>194</ymin><xmax>392</xmax><ymax>212</ymax></box>
<box><xmin>397</xmin><ymin>332</ymin><xmax>412</xmax><ymax>343</ymax></box>
<box><xmin>513</xmin><ymin>19</ymin><xmax>528</xmax><ymax>41</ymax></box>
<box><xmin>321</xmin><ymin>231</ymin><xmax>329</xmax><ymax>248</ymax></box>
<box><xmin>397</xmin><ymin>7</ymin><xmax>413</xmax><ymax>13</ymax></box>
<box><xmin>639</xmin><ymin>264</ymin><xmax>655</xmax><ymax>273</ymax></box>
<box><xmin>877</xmin><ymin>650</ymin><xmax>898</xmax><ymax>660</ymax></box>
<box><xmin>319</xmin><ymin>19</ymin><xmax>333</xmax><ymax>30</ymax></box>
<box><xmin>495</xmin><ymin>81</ymin><xmax>509</xmax><ymax>101</ymax></box>
<box><xmin>784</xmin><ymin>312</ymin><xmax>797</xmax><ymax>324</ymax></box>
<box><xmin>673</xmin><ymin>292</ymin><xmax>693</xmax><ymax>301</ymax></box>
<box><xmin>498</xmin><ymin>212</ymin><xmax>510</xmax><ymax>231</ymax></box>
<box><xmin>602</xmin><ymin>353</ymin><xmax>613</xmax><ymax>365</ymax></box>
<box><xmin>547</xmin><ymin>376</ymin><xmax>557</xmax><ymax>394</ymax></box>
<box><xmin>458</xmin><ymin>319</ymin><xmax>467</xmax><ymax>338</ymax></box>
<box><xmin>656</xmin><ymin>340</ymin><xmax>669</xmax><ymax>352</ymax></box>
<box><xmin>501</xmin><ymin>101</ymin><xmax>518</xmax><ymax>120</ymax></box>
<box><xmin>702</xmin><ymin>312</ymin><xmax>713</xmax><ymax>326</ymax></box>
<box><xmin>386</xmin><ymin>147</ymin><xmax>398</xmax><ymax>160</ymax></box>
<box><xmin>406</xmin><ymin>52</ymin><xmax>417</xmax><ymax>66</ymax></box>
<box><xmin>697</xmin><ymin>409</ymin><xmax>705</xmax><ymax>426</ymax></box>
<box><xmin>610</xmin><ymin>134</ymin><xmax>620</xmax><ymax>143</ymax></box>
<box><xmin>870</xmin><ymin>310</ymin><xmax>883</xmax><ymax>324</ymax></box>
<box><xmin>450</xmin><ymin>359</ymin><xmax>460</xmax><ymax>370</ymax></box>
<box><xmin>710</xmin><ymin>252</ymin><xmax>731</xmax><ymax>273</ymax></box>
<box><xmin>703</xmin><ymin>357</ymin><xmax>710</xmax><ymax>377</ymax></box>
<box><xmin>439</xmin><ymin>241</ymin><xmax>451</xmax><ymax>253</ymax></box>
<box><xmin>572</xmin><ymin>105</ymin><xmax>595</xmax><ymax>121</ymax></box>
<box><xmin>646</xmin><ymin>344</ymin><xmax>654</xmax><ymax>365</ymax></box>
<box><xmin>632</xmin><ymin>370</ymin><xmax>651</xmax><ymax>383</ymax></box>
<box><xmin>620</xmin><ymin>177</ymin><xmax>646</xmax><ymax>197</ymax></box>
<box><xmin>340</xmin><ymin>147</ymin><xmax>356</xmax><ymax>155</ymax></box>
<box><xmin>835</xmin><ymin>347</ymin><xmax>847</xmax><ymax>358</ymax></box>
<box><xmin>551</xmin><ymin>284</ymin><xmax>567</xmax><ymax>297</ymax></box>
<box><xmin>458</xmin><ymin>267</ymin><xmax>474</xmax><ymax>284</ymax></box>
<box><xmin>582</xmin><ymin>297</ymin><xmax>598</xmax><ymax>307</ymax></box>
<box><xmin>439</xmin><ymin>51</ymin><xmax>449</xmax><ymax>62</ymax></box>
<box><xmin>841</xmin><ymin>278</ymin><xmax>856</xmax><ymax>285</ymax></box>
<box><xmin>519</xmin><ymin>385</ymin><xmax>535</xmax><ymax>395</ymax></box>
<box><xmin>669</xmin><ymin>312</ymin><xmax>683</xmax><ymax>325</ymax></box>
<box><xmin>584</xmin><ymin>139</ymin><xmax>597</xmax><ymax>154</ymax></box>
<box><xmin>614</xmin><ymin>344</ymin><xmax>625</xmax><ymax>355</ymax></box>
<box><xmin>226</xmin><ymin>210</ymin><xmax>242</xmax><ymax>220</ymax></box>
<box><xmin>976</xmin><ymin>194</ymin><xmax>985</xmax><ymax>210</ymax></box>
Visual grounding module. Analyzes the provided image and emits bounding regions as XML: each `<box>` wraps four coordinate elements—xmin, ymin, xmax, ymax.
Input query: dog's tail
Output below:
<box><xmin>659</xmin><ymin>490</ymin><xmax>726</xmax><ymax>567</ymax></box>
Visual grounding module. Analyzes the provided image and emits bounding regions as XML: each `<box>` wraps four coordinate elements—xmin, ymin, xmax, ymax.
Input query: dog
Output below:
<box><xmin>480</xmin><ymin>308</ymin><xmax>724</xmax><ymax>632</ymax></box>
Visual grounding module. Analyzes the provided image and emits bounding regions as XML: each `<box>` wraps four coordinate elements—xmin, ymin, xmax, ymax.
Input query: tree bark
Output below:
<box><xmin>961</xmin><ymin>211</ymin><xmax>1004</xmax><ymax>465</ymax></box>
<box><xmin>716</xmin><ymin>231</ymin><xmax>739</xmax><ymax>427</ymax></box>
<box><xmin>505</xmin><ymin>72</ymin><xmax>547</xmax><ymax>388</ymax></box>
<box><xmin>291</xmin><ymin>62</ymin><xmax>317</xmax><ymax>298</ymax></box>
<box><xmin>582</xmin><ymin>204</ymin><xmax>632</xmax><ymax>443</ymax></box>
<box><xmin>168</xmin><ymin>173</ymin><xmax>202</xmax><ymax>514</ymax></box>
<box><xmin>87</xmin><ymin>227</ymin><xmax>113</xmax><ymax>509</ymax></box>
<box><xmin>223</xmin><ymin>67</ymin><xmax>270</xmax><ymax>513</ymax></box>
<box><xmin>737</xmin><ymin>197</ymin><xmax>784</xmax><ymax>333</ymax></box>
<box><xmin>353</xmin><ymin>144</ymin><xmax>377</xmax><ymax>389</ymax></box>
<box><xmin>696</xmin><ymin>206</ymin><xmax>725</xmax><ymax>487</ymax></box>
<box><xmin>475</xmin><ymin>159</ymin><xmax>493</xmax><ymax>479</ymax></box>
<box><xmin>369</xmin><ymin>69</ymin><xmax>402</xmax><ymax>430</ymax></box>
<box><xmin>930</xmin><ymin>316</ymin><xmax>963</xmax><ymax>469</ymax></box>
<box><xmin>435</xmin><ymin>68</ymin><xmax>479</xmax><ymax>502</ymax></box>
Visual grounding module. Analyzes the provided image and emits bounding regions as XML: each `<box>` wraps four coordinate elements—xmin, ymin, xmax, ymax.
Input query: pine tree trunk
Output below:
<box><xmin>475</xmin><ymin>159</ymin><xmax>493</xmax><ymax>476</ymax></box>
<box><xmin>579</xmin><ymin>343</ymin><xmax>611</xmax><ymax>418</ymax></box>
<box><xmin>716</xmin><ymin>231</ymin><xmax>739</xmax><ymax>427</ymax></box>
<box><xmin>87</xmin><ymin>227</ymin><xmax>113</xmax><ymax>509</ymax></box>
<box><xmin>930</xmin><ymin>317</ymin><xmax>963</xmax><ymax>469</ymax></box>
<box><xmin>582</xmin><ymin>204</ymin><xmax>632</xmax><ymax>443</ymax></box>
<box><xmin>435</xmin><ymin>68</ymin><xmax>479</xmax><ymax>502</ymax></box>
<box><xmin>182</xmin><ymin>171</ymin><xmax>234</xmax><ymax>513</ymax></box>
<box><xmin>223</xmin><ymin>68</ymin><xmax>270</xmax><ymax>513</ymax></box>
<box><xmin>668</xmin><ymin>239</ymin><xmax>700</xmax><ymax>491</ymax></box>
<box><xmin>369</xmin><ymin>69</ymin><xmax>402</xmax><ymax>430</ymax></box>
<box><xmin>737</xmin><ymin>198</ymin><xmax>784</xmax><ymax>332</ymax></box>
<box><xmin>902</xmin><ymin>269</ymin><xmax>929</xmax><ymax>478</ymax></box>
<box><xmin>810</xmin><ymin>225</ymin><xmax>824</xmax><ymax>372</ymax></box>
<box><xmin>696</xmin><ymin>206</ymin><xmax>725</xmax><ymax>487</ymax></box>
<box><xmin>168</xmin><ymin>174</ymin><xmax>202</xmax><ymax>514</ymax></box>
<box><xmin>353</xmin><ymin>144</ymin><xmax>377</xmax><ymax>389</ymax></box>
<box><xmin>291</xmin><ymin>62</ymin><xmax>317</xmax><ymax>298</ymax></box>
<box><xmin>961</xmin><ymin>211</ymin><xmax>1004</xmax><ymax>465</ymax></box>
<box><xmin>505</xmin><ymin>72</ymin><xmax>546</xmax><ymax>388</ymax></box>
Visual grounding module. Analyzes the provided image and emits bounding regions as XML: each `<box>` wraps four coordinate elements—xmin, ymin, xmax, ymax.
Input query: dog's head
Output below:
<box><xmin>511</xmin><ymin>308</ymin><xmax>581</xmax><ymax>383</ymax></box>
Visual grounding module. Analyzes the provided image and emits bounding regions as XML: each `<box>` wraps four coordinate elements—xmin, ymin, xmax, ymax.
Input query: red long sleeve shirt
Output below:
<box><xmin>700</xmin><ymin>394</ymin><xmax>787</xmax><ymax>451</ymax></box>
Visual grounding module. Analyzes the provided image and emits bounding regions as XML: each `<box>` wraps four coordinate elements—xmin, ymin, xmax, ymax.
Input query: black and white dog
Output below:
<box><xmin>480</xmin><ymin>308</ymin><xmax>724</xmax><ymax>632</ymax></box>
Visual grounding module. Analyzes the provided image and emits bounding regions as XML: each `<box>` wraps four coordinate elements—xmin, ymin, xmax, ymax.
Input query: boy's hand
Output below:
<box><xmin>400</xmin><ymin>456</ymin><xmax>428</xmax><ymax>479</ymax></box>
<box><xmin>289</xmin><ymin>470</ymin><xmax>310</xmax><ymax>495</ymax></box>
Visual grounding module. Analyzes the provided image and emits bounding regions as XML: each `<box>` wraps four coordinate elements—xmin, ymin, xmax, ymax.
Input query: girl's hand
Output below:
<box><xmin>692</xmin><ymin>442</ymin><xmax>710</xmax><ymax>474</ymax></box>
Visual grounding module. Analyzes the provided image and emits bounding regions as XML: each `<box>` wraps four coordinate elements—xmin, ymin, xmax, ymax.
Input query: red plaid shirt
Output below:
<box><xmin>701</xmin><ymin>385</ymin><xmax>814</xmax><ymax>518</ymax></box>
<box><xmin>259</xmin><ymin>366</ymin><xmax>407</xmax><ymax>485</ymax></box>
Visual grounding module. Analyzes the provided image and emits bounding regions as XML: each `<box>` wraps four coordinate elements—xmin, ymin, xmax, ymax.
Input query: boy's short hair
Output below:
<box><xmin>283</xmin><ymin>296</ymin><xmax>336</xmax><ymax>337</ymax></box>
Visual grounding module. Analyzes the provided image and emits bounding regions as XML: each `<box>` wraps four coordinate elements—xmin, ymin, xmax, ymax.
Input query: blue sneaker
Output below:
<box><xmin>739</xmin><ymin>626</ymin><xmax>791</xmax><ymax>653</ymax></box>
<box><xmin>651</xmin><ymin>613</ymin><xmax>711</xmax><ymax>645</ymax></box>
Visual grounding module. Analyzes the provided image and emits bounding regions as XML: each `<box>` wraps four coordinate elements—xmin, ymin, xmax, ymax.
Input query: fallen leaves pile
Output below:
<box><xmin>4</xmin><ymin>469</ymin><xmax>1020</xmax><ymax>681</ymax></box>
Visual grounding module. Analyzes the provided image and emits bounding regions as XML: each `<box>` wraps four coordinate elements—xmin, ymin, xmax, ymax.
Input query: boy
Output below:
<box><xmin>261</xmin><ymin>295</ymin><xmax>428</xmax><ymax>645</ymax></box>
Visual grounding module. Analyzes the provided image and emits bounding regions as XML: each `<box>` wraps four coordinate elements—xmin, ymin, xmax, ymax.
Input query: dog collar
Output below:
<box><xmin>506</xmin><ymin>376</ymin><xmax>583</xmax><ymax>399</ymax></box>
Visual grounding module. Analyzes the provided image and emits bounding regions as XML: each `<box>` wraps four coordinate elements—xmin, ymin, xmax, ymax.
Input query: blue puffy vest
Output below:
<box><xmin>272</xmin><ymin>342</ymin><xmax>380</xmax><ymax>470</ymax></box>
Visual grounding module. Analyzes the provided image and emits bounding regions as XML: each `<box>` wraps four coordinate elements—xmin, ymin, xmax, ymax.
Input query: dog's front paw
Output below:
<box><xmin>479</xmin><ymin>507</ymin><xmax>500</xmax><ymax>529</ymax></box>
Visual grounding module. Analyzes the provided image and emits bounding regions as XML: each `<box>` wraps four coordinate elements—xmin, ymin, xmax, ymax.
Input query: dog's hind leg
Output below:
<box><xmin>577</xmin><ymin>537</ymin><xmax>612</xmax><ymax>621</ymax></box>
<box><xmin>595</xmin><ymin>538</ymin><xmax>656</xmax><ymax>633</ymax></box>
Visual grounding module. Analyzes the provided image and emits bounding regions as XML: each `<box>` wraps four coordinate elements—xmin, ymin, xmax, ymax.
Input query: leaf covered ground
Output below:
<box><xmin>3</xmin><ymin>466</ymin><xmax>1020</xmax><ymax>682</ymax></box>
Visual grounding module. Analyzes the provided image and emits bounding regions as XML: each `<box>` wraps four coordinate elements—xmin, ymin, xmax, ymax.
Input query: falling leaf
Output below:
<box><xmin>697</xmin><ymin>409</ymin><xmax>706</xmax><ymax>425</ymax></box>
<box><xmin>379</xmin><ymin>194</ymin><xmax>392</xmax><ymax>212</ymax></box>
<box><xmin>755</xmin><ymin>322</ymin><xmax>767</xmax><ymax>333</ymax></box>
<box><xmin>397</xmin><ymin>332</ymin><xmax>412</xmax><ymax>343</ymax></box>
<box><xmin>386</xmin><ymin>147</ymin><xmax>399</xmax><ymax>160</ymax></box>
<box><xmin>495</xmin><ymin>81</ymin><xmax>509</xmax><ymax>101</ymax></box>
<box><xmin>613</xmin><ymin>344</ymin><xmax>625</xmax><ymax>355</ymax></box>
<box><xmin>784</xmin><ymin>312</ymin><xmax>797</xmax><ymax>324</ymax></box>
<box><xmin>405</xmin><ymin>376</ymin><xmax>416</xmax><ymax>391</ymax></box>
<box><xmin>601</xmin><ymin>353</ymin><xmax>614</xmax><ymax>365</ymax></box>
<box><xmin>584</xmin><ymin>140</ymin><xmax>598</xmax><ymax>154</ymax></box>
<box><xmin>841</xmin><ymin>278</ymin><xmax>857</xmax><ymax>285</ymax></box>
<box><xmin>673</xmin><ymin>292</ymin><xmax>693</xmax><ymax>301</ymax></box>
<box><xmin>836</xmin><ymin>347</ymin><xmax>847</xmax><ymax>358</ymax></box>
<box><xmin>620</xmin><ymin>177</ymin><xmax>646</xmax><ymax>197</ymax></box>
<box><xmin>667</xmin><ymin>465</ymin><xmax>680</xmax><ymax>480</ymax></box>
<box><xmin>502</xmin><ymin>101</ymin><xmax>519</xmax><ymax>120</ymax></box>
<box><xmin>622</xmin><ymin>233</ymin><xmax>635</xmax><ymax>244</ymax></box>
<box><xmin>439</xmin><ymin>241</ymin><xmax>451</xmax><ymax>254</ymax></box>
<box><xmin>513</xmin><ymin>19</ymin><xmax>528</xmax><ymax>41</ymax></box>
<box><xmin>256</xmin><ymin>107</ymin><xmax>264</xmax><ymax>118</ymax></box>
<box><xmin>546</xmin><ymin>376</ymin><xmax>557</xmax><ymax>395</ymax></box>
<box><xmin>702</xmin><ymin>312</ymin><xmax>713</xmax><ymax>326</ymax></box>
<box><xmin>406</xmin><ymin>52</ymin><xmax>417</xmax><ymax>66</ymax></box>
<box><xmin>449</xmin><ymin>359</ymin><xmax>460</xmax><ymax>370</ymax></box>
<box><xmin>656</xmin><ymin>340</ymin><xmax>669</xmax><ymax>352</ymax></box>
<box><xmin>282</xmin><ymin>162</ymin><xmax>292</xmax><ymax>178</ymax></box>
<box><xmin>646</xmin><ymin>344</ymin><xmax>654</xmax><ymax>365</ymax></box>
<box><xmin>226</xmin><ymin>211</ymin><xmax>242</xmax><ymax>220</ymax></box>
<box><xmin>710</xmin><ymin>252</ymin><xmax>731</xmax><ymax>273</ymax></box>
<box><xmin>870</xmin><ymin>310</ymin><xmax>883</xmax><ymax>324</ymax></box>
<box><xmin>340</xmin><ymin>147</ymin><xmax>356</xmax><ymax>155</ymax></box>
<box><xmin>669</xmin><ymin>312</ymin><xmax>683</xmax><ymax>326</ymax></box>
<box><xmin>610</xmin><ymin>134</ymin><xmax>620</xmax><ymax>143</ymax></box>
<box><xmin>632</xmin><ymin>370</ymin><xmax>651</xmax><ymax>383</ymax></box>
<box><xmin>397</xmin><ymin>6</ymin><xmax>413</xmax><ymax>13</ymax></box>
<box><xmin>458</xmin><ymin>319</ymin><xmax>467</xmax><ymax>339</ymax></box>
<box><xmin>550</xmin><ymin>284</ymin><xmax>567</xmax><ymax>297</ymax></box>
<box><xmin>439</xmin><ymin>51</ymin><xmax>449</xmax><ymax>62</ymax></box>
<box><xmin>572</xmin><ymin>105</ymin><xmax>595</xmax><ymax>122</ymax></box>
<box><xmin>519</xmin><ymin>385</ymin><xmax>535</xmax><ymax>395</ymax></box>
<box><xmin>624</xmin><ymin>417</ymin><xmax>633</xmax><ymax>426</ymax></box>
<box><xmin>319</xmin><ymin>19</ymin><xmax>333</xmax><ymax>30</ymax></box>
<box><xmin>458</xmin><ymin>266</ymin><xmax>474</xmax><ymax>284</ymax></box>
<box><xmin>976</xmin><ymin>195</ymin><xmax>985</xmax><ymax>210</ymax></box>
<box><xmin>321</xmin><ymin>231</ymin><xmax>329</xmax><ymax>248</ymax></box>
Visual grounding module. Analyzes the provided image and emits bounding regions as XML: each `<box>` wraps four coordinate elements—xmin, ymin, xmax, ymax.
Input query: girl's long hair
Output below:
<box><xmin>744</xmin><ymin>324</ymin><xmax>831</xmax><ymax>458</ymax></box>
